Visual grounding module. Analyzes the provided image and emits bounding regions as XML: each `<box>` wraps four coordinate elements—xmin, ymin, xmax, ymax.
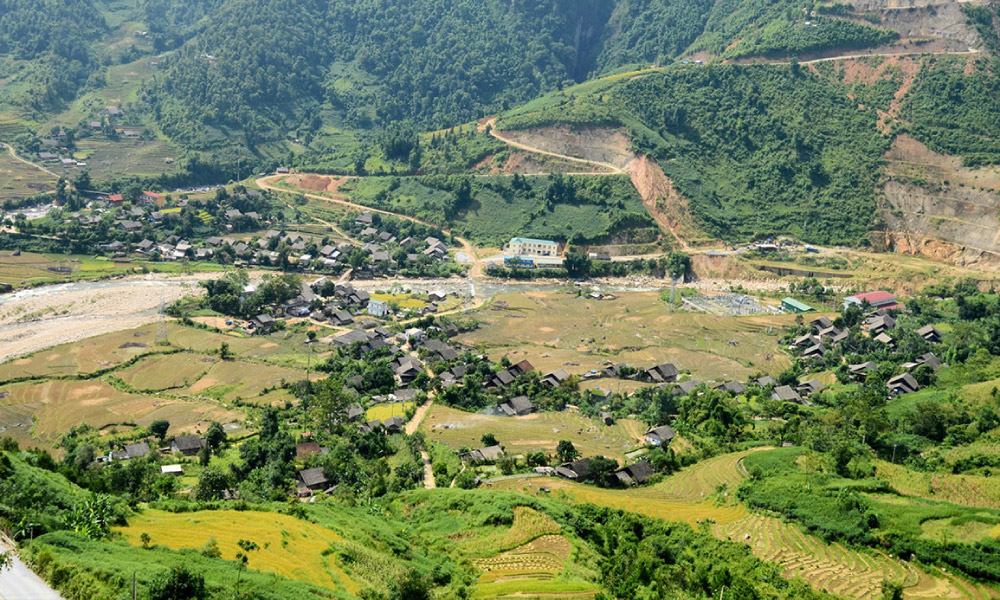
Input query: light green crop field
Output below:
<box><xmin>0</xmin><ymin>252</ymin><xmax>225</xmax><ymax>290</ymax></box>
<box><xmin>457</xmin><ymin>291</ymin><xmax>793</xmax><ymax>382</ymax></box>
<box><xmin>70</xmin><ymin>138</ymin><xmax>180</xmax><ymax>180</ymax></box>
<box><xmin>421</xmin><ymin>404</ymin><xmax>646</xmax><ymax>463</ymax></box>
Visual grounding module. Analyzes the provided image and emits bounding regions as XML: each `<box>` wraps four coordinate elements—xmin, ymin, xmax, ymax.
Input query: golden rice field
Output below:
<box><xmin>366</xmin><ymin>401</ymin><xmax>414</xmax><ymax>422</ymax></box>
<box><xmin>716</xmin><ymin>514</ymin><xmax>996</xmax><ymax>600</ymax></box>
<box><xmin>116</xmin><ymin>509</ymin><xmax>358</xmax><ymax>595</ymax></box>
<box><xmin>457</xmin><ymin>291</ymin><xmax>794</xmax><ymax>382</ymax></box>
<box><xmin>421</xmin><ymin>404</ymin><xmax>646</xmax><ymax>463</ymax></box>
<box><xmin>490</xmin><ymin>450</ymin><xmax>759</xmax><ymax>527</ymax></box>
<box><xmin>493</xmin><ymin>449</ymin><xmax>997</xmax><ymax>599</ymax></box>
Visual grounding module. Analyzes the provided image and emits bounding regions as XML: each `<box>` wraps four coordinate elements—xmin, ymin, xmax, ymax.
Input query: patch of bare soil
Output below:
<box><xmin>287</xmin><ymin>174</ymin><xmax>349</xmax><ymax>193</ymax></box>
<box><xmin>886</xmin><ymin>134</ymin><xmax>1000</xmax><ymax>191</ymax></box>
<box><xmin>496</xmin><ymin>126</ymin><xmax>635</xmax><ymax>171</ymax></box>
<box><xmin>628</xmin><ymin>156</ymin><xmax>702</xmax><ymax>250</ymax></box>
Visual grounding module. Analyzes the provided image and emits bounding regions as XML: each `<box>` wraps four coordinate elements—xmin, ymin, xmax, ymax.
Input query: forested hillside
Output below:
<box><xmin>0</xmin><ymin>0</ymin><xmax>107</xmax><ymax>112</ymax></box>
<box><xmin>499</xmin><ymin>63</ymin><xmax>891</xmax><ymax>244</ymax></box>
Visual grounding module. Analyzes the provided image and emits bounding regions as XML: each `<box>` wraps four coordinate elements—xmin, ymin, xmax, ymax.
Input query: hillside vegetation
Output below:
<box><xmin>501</xmin><ymin>64</ymin><xmax>890</xmax><ymax>243</ymax></box>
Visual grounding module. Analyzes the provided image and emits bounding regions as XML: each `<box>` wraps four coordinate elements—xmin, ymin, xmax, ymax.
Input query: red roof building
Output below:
<box><xmin>108</xmin><ymin>193</ymin><xmax>124</xmax><ymax>205</ymax></box>
<box><xmin>141</xmin><ymin>191</ymin><xmax>166</xmax><ymax>206</ymax></box>
<box><xmin>844</xmin><ymin>291</ymin><xmax>902</xmax><ymax>310</ymax></box>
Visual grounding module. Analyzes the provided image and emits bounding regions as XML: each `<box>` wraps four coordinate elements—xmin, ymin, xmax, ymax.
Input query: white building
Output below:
<box><xmin>368</xmin><ymin>299</ymin><xmax>389</xmax><ymax>318</ymax></box>
<box><xmin>507</xmin><ymin>237</ymin><xmax>558</xmax><ymax>257</ymax></box>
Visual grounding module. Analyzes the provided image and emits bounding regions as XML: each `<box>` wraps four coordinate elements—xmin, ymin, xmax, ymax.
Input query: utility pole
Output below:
<box><xmin>133</xmin><ymin>571</ymin><xmax>137</xmax><ymax>600</ymax></box>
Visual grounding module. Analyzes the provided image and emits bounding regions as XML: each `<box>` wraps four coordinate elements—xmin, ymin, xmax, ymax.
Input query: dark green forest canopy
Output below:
<box><xmin>139</xmin><ymin>0</ymin><xmax>617</xmax><ymax>148</ymax></box>
<box><xmin>612</xmin><ymin>65</ymin><xmax>889</xmax><ymax>243</ymax></box>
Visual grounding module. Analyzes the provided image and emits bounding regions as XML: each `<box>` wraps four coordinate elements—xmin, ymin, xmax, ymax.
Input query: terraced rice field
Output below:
<box><xmin>116</xmin><ymin>509</ymin><xmax>357</xmax><ymax>594</ymax></box>
<box><xmin>716</xmin><ymin>513</ymin><xmax>915</xmax><ymax>599</ymax></box>
<box><xmin>422</xmin><ymin>404</ymin><xmax>646</xmax><ymax>462</ymax></box>
<box><xmin>465</xmin><ymin>507</ymin><xmax>562</xmax><ymax>555</ymax></box>
<box><xmin>119</xmin><ymin>351</ymin><xmax>305</xmax><ymax>402</ymax></box>
<box><xmin>495</xmin><ymin>451</ymin><xmax>995</xmax><ymax>599</ymax></box>
<box><xmin>463</xmin><ymin>507</ymin><xmax>600</xmax><ymax>599</ymax></box>
<box><xmin>0</xmin><ymin>148</ymin><xmax>56</xmax><ymax>202</ymax></box>
<box><xmin>716</xmin><ymin>514</ymin><xmax>996</xmax><ymax>600</ymax></box>
<box><xmin>458</xmin><ymin>291</ymin><xmax>794</xmax><ymax>382</ymax></box>
<box><xmin>118</xmin><ymin>352</ymin><xmax>218</xmax><ymax>391</ymax></box>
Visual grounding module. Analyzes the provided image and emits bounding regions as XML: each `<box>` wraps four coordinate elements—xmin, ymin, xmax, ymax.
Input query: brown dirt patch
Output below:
<box><xmin>188</xmin><ymin>378</ymin><xmax>219</xmax><ymax>393</ymax></box>
<box><xmin>70</xmin><ymin>384</ymin><xmax>104</xmax><ymax>399</ymax></box>
<box><xmin>288</xmin><ymin>174</ymin><xmax>349</xmax><ymax>194</ymax></box>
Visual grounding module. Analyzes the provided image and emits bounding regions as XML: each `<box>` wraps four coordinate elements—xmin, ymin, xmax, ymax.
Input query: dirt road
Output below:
<box><xmin>1</xmin><ymin>142</ymin><xmax>59</xmax><ymax>179</ymax></box>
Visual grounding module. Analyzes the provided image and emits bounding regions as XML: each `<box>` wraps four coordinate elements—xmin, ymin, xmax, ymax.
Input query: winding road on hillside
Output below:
<box><xmin>1</xmin><ymin>143</ymin><xmax>58</xmax><ymax>179</ymax></box>
<box><xmin>0</xmin><ymin>537</ymin><xmax>63</xmax><ymax>600</ymax></box>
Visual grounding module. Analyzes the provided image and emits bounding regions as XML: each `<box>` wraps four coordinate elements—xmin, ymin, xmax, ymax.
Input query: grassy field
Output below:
<box><xmin>0</xmin><ymin>324</ymin><xmax>167</xmax><ymax>382</ymax></box>
<box><xmin>457</xmin><ymin>291</ymin><xmax>793</xmax><ymax>382</ymax></box>
<box><xmin>0</xmin><ymin>322</ymin><xmax>321</xmax><ymax>450</ymax></box>
<box><xmin>0</xmin><ymin>378</ymin><xmax>242</xmax><ymax>448</ymax></box>
<box><xmin>421</xmin><ymin>404</ymin><xmax>646</xmax><ymax>463</ymax></box>
<box><xmin>0</xmin><ymin>252</ymin><xmax>226</xmax><ymax>290</ymax></box>
<box><xmin>0</xmin><ymin>149</ymin><xmax>56</xmax><ymax>202</ymax></box>
<box><xmin>116</xmin><ymin>509</ymin><xmax>358</xmax><ymax>594</ymax></box>
<box><xmin>875</xmin><ymin>460</ymin><xmax>1000</xmax><ymax>510</ymax></box>
<box><xmin>279</xmin><ymin>173</ymin><xmax>655</xmax><ymax>247</ymax></box>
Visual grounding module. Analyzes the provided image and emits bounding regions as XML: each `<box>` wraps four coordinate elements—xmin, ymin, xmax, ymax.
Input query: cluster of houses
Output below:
<box><xmin>787</xmin><ymin>291</ymin><xmax>944</xmax><ymax>400</ymax></box>
<box><xmin>350</xmin><ymin>211</ymin><xmax>451</xmax><ymax>273</ymax></box>
<box><xmin>95</xmin><ymin>433</ymin><xmax>215</xmax><ymax>478</ymax></box>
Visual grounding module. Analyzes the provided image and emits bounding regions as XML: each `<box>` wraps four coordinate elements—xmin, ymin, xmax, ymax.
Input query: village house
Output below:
<box><xmin>645</xmin><ymin>362</ymin><xmax>679</xmax><ymax>384</ymax></box>
<box><xmin>844</xmin><ymin>291</ymin><xmax>902</xmax><ymax>311</ymax></box>
<box><xmin>297</xmin><ymin>467</ymin><xmax>329</xmax><ymax>493</ymax></box>
<box><xmin>644</xmin><ymin>425</ymin><xmax>676</xmax><ymax>446</ymax></box>
<box><xmin>888</xmin><ymin>373</ymin><xmax>920</xmax><ymax>397</ymax></box>
<box><xmin>368</xmin><ymin>299</ymin><xmax>389</xmax><ymax>318</ymax></box>
<box><xmin>170</xmin><ymin>435</ymin><xmax>205</xmax><ymax>456</ymax></box>
<box><xmin>556</xmin><ymin>458</ymin><xmax>593</xmax><ymax>481</ymax></box>
<box><xmin>772</xmin><ymin>385</ymin><xmax>804</xmax><ymax>405</ymax></box>
<box><xmin>916</xmin><ymin>325</ymin><xmax>941</xmax><ymax>343</ymax></box>
<box><xmin>541</xmin><ymin>369</ymin><xmax>571</xmax><ymax>388</ymax></box>
<box><xmin>615</xmin><ymin>460</ymin><xmax>655</xmax><ymax>486</ymax></box>
<box><xmin>498</xmin><ymin>395</ymin><xmax>534</xmax><ymax>417</ymax></box>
